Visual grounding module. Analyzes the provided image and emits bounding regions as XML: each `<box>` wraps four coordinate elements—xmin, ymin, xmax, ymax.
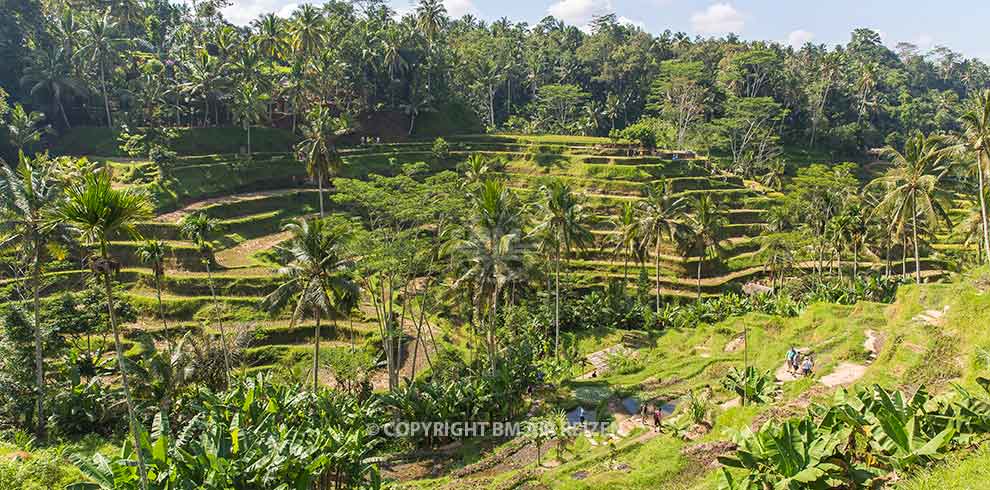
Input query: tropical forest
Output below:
<box><xmin>4</xmin><ymin>0</ymin><xmax>990</xmax><ymax>488</ymax></box>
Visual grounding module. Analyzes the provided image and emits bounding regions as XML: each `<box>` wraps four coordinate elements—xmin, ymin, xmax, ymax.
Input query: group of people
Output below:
<box><xmin>786</xmin><ymin>346</ymin><xmax>814</xmax><ymax>376</ymax></box>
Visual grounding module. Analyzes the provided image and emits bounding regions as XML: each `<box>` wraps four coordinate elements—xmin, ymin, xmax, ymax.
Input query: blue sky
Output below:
<box><xmin>217</xmin><ymin>0</ymin><xmax>990</xmax><ymax>60</ymax></box>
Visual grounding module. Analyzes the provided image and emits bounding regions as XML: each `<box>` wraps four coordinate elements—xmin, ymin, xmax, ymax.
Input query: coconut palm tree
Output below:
<box><xmin>0</xmin><ymin>153</ymin><xmax>64</xmax><ymax>439</ymax></box>
<box><xmin>180</xmin><ymin>50</ymin><xmax>224</xmax><ymax>127</ymax></box>
<box><xmin>55</xmin><ymin>170</ymin><xmax>151</xmax><ymax>490</ymax></box>
<box><xmin>289</xmin><ymin>4</ymin><xmax>326</xmax><ymax>60</ymax></box>
<box><xmin>136</xmin><ymin>240</ymin><xmax>172</xmax><ymax>351</ymax></box>
<box><xmin>959</xmin><ymin>198</ymin><xmax>989</xmax><ymax>265</ymax></box>
<box><xmin>609</xmin><ymin>201</ymin><xmax>641</xmax><ymax>282</ymax></box>
<box><xmin>296</xmin><ymin>106</ymin><xmax>349</xmax><ymax>217</ymax></box>
<box><xmin>531</xmin><ymin>180</ymin><xmax>593</xmax><ymax>358</ymax></box>
<box><xmin>20</xmin><ymin>47</ymin><xmax>85</xmax><ymax>129</ymax></box>
<box><xmin>687</xmin><ymin>194</ymin><xmax>728</xmax><ymax>300</ymax></box>
<box><xmin>870</xmin><ymin>133</ymin><xmax>953</xmax><ymax>284</ymax></box>
<box><xmin>416</xmin><ymin>0</ymin><xmax>447</xmax><ymax>45</ymax></box>
<box><xmin>830</xmin><ymin>204</ymin><xmax>869</xmax><ymax>281</ymax></box>
<box><xmin>179</xmin><ymin>212</ymin><xmax>231</xmax><ymax>384</ymax></box>
<box><xmin>635</xmin><ymin>180</ymin><xmax>688</xmax><ymax>313</ymax></box>
<box><xmin>450</xmin><ymin>180</ymin><xmax>525</xmax><ymax>371</ymax></box>
<box><xmin>401</xmin><ymin>85</ymin><xmax>434</xmax><ymax>136</ymax></box>
<box><xmin>252</xmin><ymin>13</ymin><xmax>288</xmax><ymax>66</ymax></box>
<box><xmin>958</xmin><ymin>90</ymin><xmax>990</xmax><ymax>263</ymax></box>
<box><xmin>263</xmin><ymin>218</ymin><xmax>355</xmax><ymax>390</ymax></box>
<box><xmin>230</xmin><ymin>81</ymin><xmax>269</xmax><ymax>155</ymax></box>
<box><xmin>79</xmin><ymin>9</ymin><xmax>126</xmax><ymax>127</ymax></box>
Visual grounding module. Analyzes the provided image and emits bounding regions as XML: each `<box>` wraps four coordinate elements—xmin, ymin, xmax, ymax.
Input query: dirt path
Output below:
<box><xmin>913</xmin><ymin>306</ymin><xmax>949</xmax><ymax>327</ymax></box>
<box><xmin>819</xmin><ymin>363</ymin><xmax>868</xmax><ymax>387</ymax></box>
<box><xmin>577</xmin><ymin>344</ymin><xmax>632</xmax><ymax>379</ymax></box>
<box><xmin>215</xmin><ymin>231</ymin><xmax>292</xmax><ymax>268</ymax></box>
<box><xmin>157</xmin><ymin>188</ymin><xmax>312</xmax><ymax>222</ymax></box>
<box><xmin>817</xmin><ymin>329</ymin><xmax>884</xmax><ymax>388</ymax></box>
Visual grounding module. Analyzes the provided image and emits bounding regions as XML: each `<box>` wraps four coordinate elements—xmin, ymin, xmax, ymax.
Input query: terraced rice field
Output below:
<box><xmin>5</xmin><ymin>134</ymin><xmax>968</xmax><ymax>379</ymax></box>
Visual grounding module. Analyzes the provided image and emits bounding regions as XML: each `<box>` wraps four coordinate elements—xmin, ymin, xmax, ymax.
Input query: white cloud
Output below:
<box><xmin>444</xmin><ymin>0</ymin><xmax>478</xmax><ymax>18</ymax></box>
<box><xmin>618</xmin><ymin>16</ymin><xmax>647</xmax><ymax>31</ymax></box>
<box><xmin>786</xmin><ymin>29</ymin><xmax>814</xmax><ymax>48</ymax></box>
<box><xmin>187</xmin><ymin>0</ymin><xmax>314</xmax><ymax>25</ymax></box>
<box><xmin>690</xmin><ymin>3</ymin><xmax>744</xmax><ymax>35</ymax></box>
<box><xmin>915</xmin><ymin>33</ymin><xmax>935</xmax><ymax>50</ymax></box>
<box><xmin>548</xmin><ymin>0</ymin><xmax>613</xmax><ymax>27</ymax></box>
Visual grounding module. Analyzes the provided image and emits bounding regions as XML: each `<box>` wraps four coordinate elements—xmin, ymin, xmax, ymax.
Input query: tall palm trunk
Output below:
<box><xmin>912</xmin><ymin>196</ymin><xmax>922</xmax><ymax>284</ymax></box>
<box><xmin>32</xmin><ymin>241</ymin><xmax>45</xmax><ymax>439</ymax></box>
<box><xmin>977</xmin><ymin>151</ymin><xmax>990</xmax><ymax>262</ymax></box>
<box><xmin>852</xmin><ymin>242</ymin><xmax>859</xmax><ymax>282</ymax></box>
<box><xmin>154</xmin><ymin>269</ymin><xmax>171</xmax><ymax>351</ymax></box>
<box><xmin>317</xmin><ymin>167</ymin><xmax>325</xmax><ymax>217</ymax></box>
<box><xmin>554</xmin><ymin>247</ymin><xmax>560</xmax><ymax>358</ymax></box>
<box><xmin>901</xmin><ymin>232</ymin><xmax>908</xmax><ymax>278</ymax></box>
<box><xmin>100</xmin><ymin>62</ymin><xmax>112</xmax><ymax>127</ymax></box>
<box><xmin>490</xmin><ymin>287</ymin><xmax>499</xmax><ymax>376</ymax></box>
<box><xmin>204</xmin><ymin>255</ymin><xmax>231</xmax><ymax>386</ymax></box>
<box><xmin>622</xmin><ymin>251</ymin><xmax>628</xmax><ymax>282</ymax></box>
<box><xmin>696</xmin><ymin>250</ymin><xmax>703</xmax><ymax>301</ymax></box>
<box><xmin>885</xmin><ymin>239</ymin><xmax>891</xmax><ymax>277</ymax></box>
<box><xmin>313</xmin><ymin>307</ymin><xmax>321</xmax><ymax>390</ymax></box>
<box><xmin>654</xmin><ymin>238</ymin><xmax>661</xmax><ymax>315</ymax></box>
<box><xmin>100</xmin><ymin>246</ymin><xmax>148</xmax><ymax>490</ymax></box>
<box><xmin>59</xmin><ymin>100</ymin><xmax>72</xmax><ymax>129</ymax></box>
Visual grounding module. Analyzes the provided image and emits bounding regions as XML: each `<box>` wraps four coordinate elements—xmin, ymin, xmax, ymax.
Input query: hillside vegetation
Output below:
<box><xmin>5</xmin><ymin>0</ymin><xmax>990</xmax><ymax>488</ymax></box>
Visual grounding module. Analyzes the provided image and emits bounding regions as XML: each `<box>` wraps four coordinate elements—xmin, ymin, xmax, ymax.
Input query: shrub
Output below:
<box><xmin>431</xmin><ymin>137</ymin><xmax>450</xmax><ymax>163</ymax></box>
<box><xmin>721</xmin><ymin>366</ymin><xmax>777</xmax><ymax>405</ymax></box>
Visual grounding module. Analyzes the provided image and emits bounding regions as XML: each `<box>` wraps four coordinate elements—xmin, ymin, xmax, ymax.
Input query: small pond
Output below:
<box><xmin>565</xmin><ymin>406</ymin><xmax>597</xmax><ymax>425</ymax></box>
<box><xmin>621</xmin><ymin>397</ymin><xmax>680</xmax><ymax>416</ymax></box>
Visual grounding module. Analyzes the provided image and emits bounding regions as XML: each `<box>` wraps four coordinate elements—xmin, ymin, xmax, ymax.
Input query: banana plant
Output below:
<box><xmin>718</xmin><ymin>417</ymin><xmax>870</xmax><ymax>490</ymax></box>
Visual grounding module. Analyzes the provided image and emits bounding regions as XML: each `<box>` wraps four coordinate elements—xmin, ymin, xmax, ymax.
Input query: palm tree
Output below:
<box><xmin>136</xmin><ymin>240</ymin><xmax>172</xmax><ymax>351</ymax></box>
<box><xmin>252</xmin><ymin>13</ymin><xmax>288</xmax><ymax>66</ymax></box>
<box><xmin>230</xmin><ymin>81</ymin><xmax>269</xmax><ymax>155</ymax></box>
<box><xmin>401</xmin><ymin>86</ymin><xmax>434</xmax><ymax>136</ymax></box>
<box><xmin>531</xmin><ymin>180</ymin><xmax>593</xmax><ymax>358</ymax></box>
<box><xmin>180</xmin><ymin>50</ymin><xmax>223</xmax><ymax>127</ymax></box>
<box><xmin>635</xmin><ymin>181</ymin><xmax>687</xmax><ymax>313</ymax></box>
<box><xmin>263</xmin><ymin>218</ymin><xmax>355</xmax><ymax>389</ymax></box>
<box><xmin>687</xmin><ymin>194</ymin><xmax>728</xmax><ymax>300</ymax></box>
<box><xmin>757</xmin><ymin>233</ymin><xmax>796</xmax><ymax>290</ymax></box>
<box><xmin>6</xmin><ymin>104</ymin><xmax>49</xmax><ymax>152</ymax></box>
<box><xmin>830</xmin><ymin>205</ymin><xmax>868</xmax><ymax>281</ymax></box>
<box><xmin>179</xmin><ymin>212</ymin><xmax>231</xmax><ymax>384</ymax></box>
<box><xmin>289</xmin><ymin>4</ymin><xmax>326</xmax><ymax>60</ymax></box>
<box><xmin>20</xmin><ymin>47</ymin><xmax>85</xmax><ymax>129</ymax></box>
<box><xmin>609</xmin><ymin>201</ymin><xmax>641</xmax><ymax>282</ymax></box>
<box><xmin>870</xmin><ymin>133</ymin><xmax>953</xmax><ymax>283</ymax></box>
<box><xmin>603</xmin><ymin>93</ymin><xmax>621</xmax><ymax>131</ymax></box>
<box><xmin>55</xmin><ymin>170</ymin><xmax>151</xmax><ymax>490</ymax></box>
<box><xmin>0</xmin><ymin>153</ymin><xmax>64</xmax><ymax>439</ymax></box>
<box><xmin>958</xmin><ymin>90</ymin><xmax>990</xmax><ymax>263</ymax></box>
<box><xmin>959</xmin><ymin>198</ymin><xmax>989</xmax><ymax>265</ymax></box>
<box><xmin>296</xmin><ymin>107</ymin><xmax>348</xmax><ymax>217</ymax></box>
<box><xmin>450</xmin><ymin>180</ymin><xmax>525</xmax><ymax>371</ymax></box>
<box><xmin>381</xmin><ymin>28</ymin><xmax>409</xmax><ymax>83</ymax></box>
<box><xmin>80</xmin><ymin>9</ymin><xmax>126</xmax><ymax>127</ymax></box>
<box><xmin>416</xmin><ymin>0</ymin><xmax>447</xmax><ymax>45</ymax></box>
